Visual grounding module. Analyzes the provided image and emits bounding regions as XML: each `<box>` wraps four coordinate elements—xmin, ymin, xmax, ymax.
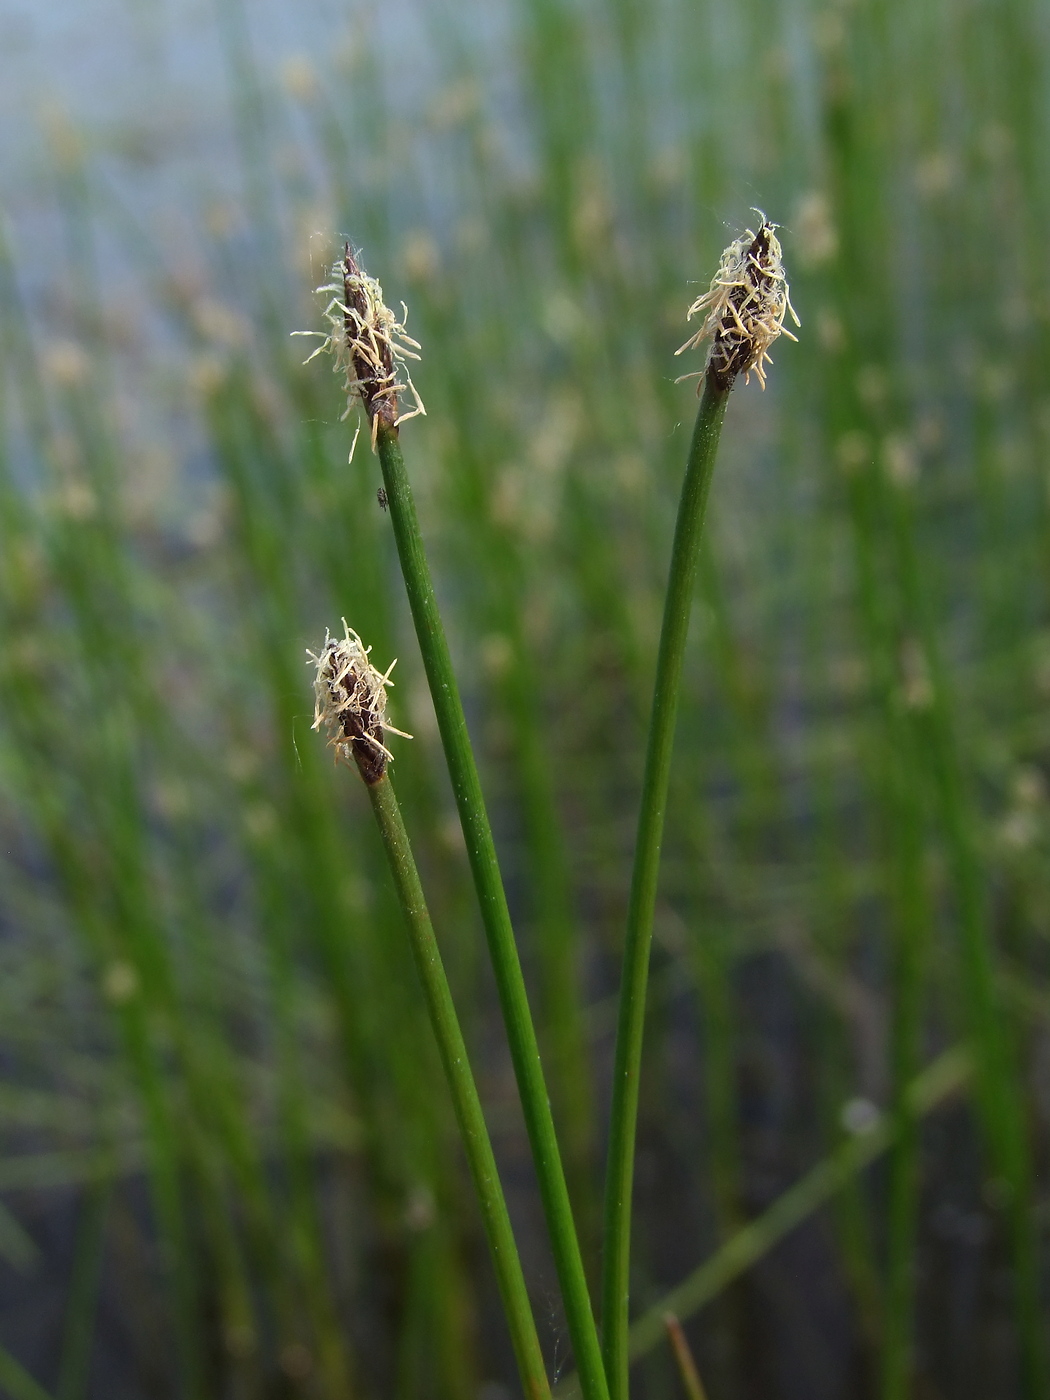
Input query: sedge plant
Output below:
<box><xmin>298</xmin><ymin>250</ymin><xmax>608</xmax><ymax>1400</ymax></box>
<box><xmin>600</xmin><ymin>217</ymin><xmax>799</xmax><ymax>1400</ymax></box>
<box><xmin>299</xmin><ymin>224</ymin><xmax>800</xmax><ymax>1399</ymax></box>
<box><xmin>307</xmin><ymin>621</ymin><xmax>551</xmax><ymax>1400</ymax></box>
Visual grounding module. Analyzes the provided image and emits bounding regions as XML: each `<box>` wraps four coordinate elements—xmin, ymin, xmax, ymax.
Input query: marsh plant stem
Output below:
<box><xmin>374</xmin><ymin>424</ymin><xmax>610</xmax><ymax>1400</ymax></box>
<box><xmin>664</xmin><ymin>1314</ymin><xmax>710</xmax><ymax>1400</ymax></box>
<box><xmin>601</xmin><ymin>374</ymin><xmax>730</xmax><ymax>1400</ymax></box>
<box><xmin>365</xmin><ymin>773</ymin><xmax>551</xmax><ymax>1400</ymax></box>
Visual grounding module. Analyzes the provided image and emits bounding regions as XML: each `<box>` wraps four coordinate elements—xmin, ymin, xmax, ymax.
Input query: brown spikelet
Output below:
<box><xmin>676</xmin><ymin>213</ymin><xmax>800</xmax><ymax>392</ymax></box>
<box><xmin>307</xmin><ymin>621</ymin><xmax>412</xmax><ymax>785</ymax></box>
<box><xmin>294</xmin><ymin>246</ymin><xmax>425</xmax><ymax>446</ymax></box>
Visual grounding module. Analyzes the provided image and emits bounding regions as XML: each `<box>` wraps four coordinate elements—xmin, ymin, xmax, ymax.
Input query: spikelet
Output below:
<box><xmin>307</xmin><ymin>621</ymin><xmax>412</xmax><ymax>784</ymax></box>
<box><xmin>676</xmin><ymin>214</ymin><xmax>800</xmax><ymax>391</ymax></box>
<box><xmin>294</xmin><ymin>245</ymin><xmax>425</xmax><ymax>446</ymax></box>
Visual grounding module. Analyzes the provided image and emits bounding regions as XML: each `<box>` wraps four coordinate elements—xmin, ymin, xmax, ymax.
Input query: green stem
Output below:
<box><xmin>626</xmin><ymin>1047</ymin><xmax>971</xmax><ymax>1365</ymax></box>
<box><xmin>0</xmin><ymin>1348</ymin><xmax>54</xmax><ymax>1400</ymax></box>
<box><xmin>883</xmin><ymin>477</ymin><xmax>1048</xmax><ymax>1396</ymax></box>
<box><xmin>601</xmin><ymin>374</ymin><xmax>730</xmax><ymax>1400</ymax></box>
<box><xmin>375</xmin><ymin>419</ymin><xmax>607</xmax><ymax>1400</ymax></box>
<box><xmin>365</xmin><ymin>772</ymin><xmax>551</xmax><ymax>1400</ymax></box>
<box><xmin>560</xmin><ymin>1047</ymin><xmax>971</xmax><ymax>1398</ymax></box>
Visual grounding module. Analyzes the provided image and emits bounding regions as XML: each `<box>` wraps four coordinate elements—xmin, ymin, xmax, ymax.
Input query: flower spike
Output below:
<box><xmin>294</xmin><ymin>245</ymin><xmax>426</xmax><ymax>446</ymax></box>
<box><xmin>307</xmin><ymin>620</ymin><xmax>412</xmax><ymax>784</ymax></box>
<box><xmin>676</xmin><ymin>213</ymin><xmax>800</xmax><ymax>391</ymax></box>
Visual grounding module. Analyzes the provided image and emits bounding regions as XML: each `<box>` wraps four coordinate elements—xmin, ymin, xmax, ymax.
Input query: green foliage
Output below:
<box><xmin>0</xmin><ymin>0</ymin><xmax>1048</xmax><ymax>1394</ymax></box>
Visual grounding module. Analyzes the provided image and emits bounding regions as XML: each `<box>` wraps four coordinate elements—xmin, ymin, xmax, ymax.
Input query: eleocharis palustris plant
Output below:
<box><xmin>299</xmin><ymin>248</ymin><xmax>608</xmax><ymax>1400</ymax></box>
<box><xmin>306</xmin><ymin>621</ymin><xmax>550</xmax><ymax>1400</ymax></box>
<box><xmin>600</xmin><ymin>216</ymin><xmax>799</xmax><ymax>1400</ymax></box>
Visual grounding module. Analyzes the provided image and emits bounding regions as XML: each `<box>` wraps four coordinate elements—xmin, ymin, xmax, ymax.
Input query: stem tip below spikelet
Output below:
<box><xmin>676</xmin><ymin>213</ymin><xmax>800</xmax><ymax>392</ymax></box>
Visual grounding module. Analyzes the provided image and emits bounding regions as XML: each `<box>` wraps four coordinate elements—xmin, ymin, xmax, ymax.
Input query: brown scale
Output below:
<box><xmin>343</xmin><ymin>244</ymin><xmax>399</xmax><ymax>434</ymax></box>
<box><xmin>330</xmin><ymin>665</ymin><xmax>388</xmax><ymax>785</ymax></box>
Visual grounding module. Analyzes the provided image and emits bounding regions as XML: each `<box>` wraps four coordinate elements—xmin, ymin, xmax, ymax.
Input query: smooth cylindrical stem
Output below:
<box><xmin>375</xmin><ymin>424</ymin><xmax>610</xmax><ymax>1400</ymax></box>
<box><xmin>601</xmin><ymin>375</ymin><xmax>729</xmax><ymax>1400</ymax></box>
<box><xmin>366</xmin><ymin>774</ymin><xmax>551</xmax><ymax>1400</ymax></box>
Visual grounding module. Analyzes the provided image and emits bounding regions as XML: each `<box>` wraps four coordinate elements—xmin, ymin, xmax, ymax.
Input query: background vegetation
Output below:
<box><xmin>0</xmin><ymin>0</ymin><xmax>1048</xmax><ymax>1395</ymax></box>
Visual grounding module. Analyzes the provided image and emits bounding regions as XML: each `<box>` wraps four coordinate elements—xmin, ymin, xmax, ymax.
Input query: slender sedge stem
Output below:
<box><xmin>557</xmin><ymin>1048</ymin><xmax>970</xmax><ymax>1397</ymax></box>
<box><xmin>626</xmin><ymin>1047</ymin><xmax>970</xmax><ymax>1365</ymax></box>
<box><xmin>663</xmin><ymin>1314</ymin><xmax>710</xmax><ymax>1400</ymax></box>
<box><xmin>0</xmin><ymin>1346</ymin><xmax>54</xmax><ymax>1400</ymax></box>
<box><xmin>365</xmin><ymin>772</ymin><xmax>551</xmax><ymax>1400</ymax></box>
<box><xmin>374</xmin><ymin>424</ymin><xmax>610</xmax><ymax>1400</ymax></box>
<box><xmin>601</xmin><ymin>374</ymin><xmax>730</xmax><ymax>1400</ymax></box>
<box><xmin>884</xmin><ymin>482</ymin><xmax>1048</xmax><ymax>1398</ymax></box>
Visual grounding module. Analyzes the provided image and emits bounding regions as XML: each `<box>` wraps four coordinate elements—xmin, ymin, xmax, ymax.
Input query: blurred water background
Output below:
<box><xmin>0</xmin><ymin>0</ymin><xmax>1048</xmax><ymax>1397</ymax></box>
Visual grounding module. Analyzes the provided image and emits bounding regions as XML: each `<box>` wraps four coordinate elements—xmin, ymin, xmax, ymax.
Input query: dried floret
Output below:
<box><xmin>676</xmin><ymin>213</ymin><xmax>800</xmax><ymax>391</ymax></box>
<box><xmin>294</xmin><ymin>245</ymin><xmax>425</xmax><ymax>446</ymax></box>
<box><xmin>307</xmin><ymin>620</ymin><xmax>411</xmax><ymax>784</ymax></box>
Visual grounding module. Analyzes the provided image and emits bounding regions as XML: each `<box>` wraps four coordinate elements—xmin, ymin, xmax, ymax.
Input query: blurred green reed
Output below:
<box><xmin>0</xmin><ymin>0</ymin><xmax>1047</xmax><ymax>1395</ymax></box>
